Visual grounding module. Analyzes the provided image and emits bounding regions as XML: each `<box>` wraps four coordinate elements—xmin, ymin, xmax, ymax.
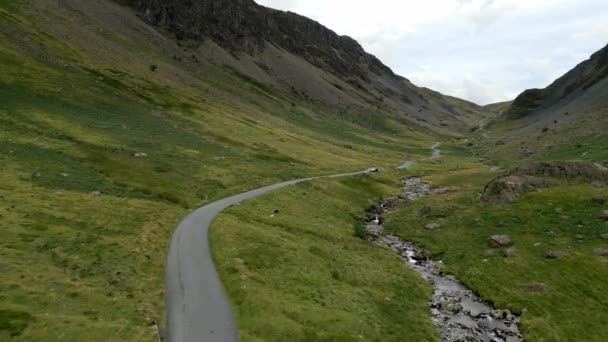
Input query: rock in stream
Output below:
<box><xmin>364</xmin><ymin>177</ymin><xmax>522</xmax><ymax>342</ymax></box>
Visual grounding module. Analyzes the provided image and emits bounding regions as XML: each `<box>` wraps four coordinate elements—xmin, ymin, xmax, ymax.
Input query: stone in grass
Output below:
<box><xmin>593</xmin><ymin>248</ymin><xmax>608</xmax><ymax>256</ymax></box>
<box><xmin>489</xmin><ymin>235</ymin><xmax>512</xmax><ymax>247</ymax></box>
<box><xmin>601</xmin><ymin>233</ymin><xmax>608</xmax><ymax>240</ymax></box>
<box><xmin>521</xmin><ymin>282</ymin><xmax>549</xmax><ymax>293</ymax></box>
<box><xmin>482</xmin><ymin>250</ymin><xmax>495</xmax><ymax>257</ymax></box>
<box><xmin>418</xmin><ymin>206</ymin><xmax>432</xmax><ymax>216</ymax></box>
<box><xmin>502</xmin><ymin>247</ymin><xmax>518</xmax><ymax>258</ymax></box>
<box><xmin>599</xmin><ymin>210</ymin><xmax>608</xmax><ymax>221</ymax></box>
<box><xmin>544</xmin><ymin>250</ymin><xmax>565</xmax><ymax>259</ymax></box>
<box><xmin>425</xmin><ymin>223</ymin><xmax>441</xmax><ymax>230</ymax></box>
<box><xmin>592</xmin><ymin>196</ymin><xmax>606</xmax><ymax>205</ymax></box>
<box><xmin>90</xmin><ymin>191</ymin><xmax>102</xmax><ymax>196</ymax></box>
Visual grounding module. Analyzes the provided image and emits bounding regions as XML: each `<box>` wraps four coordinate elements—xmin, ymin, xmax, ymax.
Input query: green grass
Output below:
<box><xmin>0</xmin><ymin>167</ymin><xmax>184</xmax><ymax>340</ymax></box>
<box><xmin>211</xmin><ymin>175</ymin><xmax>440</xmax><ymax>341</ymax></box>
<box><xmin>385</xmin><ymin>176</ymin><xmax>608</xmax><ymax>341</ymax></box>
<box><xmin>0</xmin><ymin>310</ymin><xmax>34</xmax><ymax>339</ymax></box>
<box><xmin>541</xmin><ymin>133</ymin><xmax>608</xmax><ymax>161</ymax></box>
<box><xmin>474</xmin><ymin>96</ymin><xmax>608</xmax><ymax>165</ymax></box>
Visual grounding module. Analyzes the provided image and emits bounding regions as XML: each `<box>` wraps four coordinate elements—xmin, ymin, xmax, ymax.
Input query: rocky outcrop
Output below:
<box><xmin>507</xmin><ymin>88</ymin><xmax>548</xmax><ymax>119</ymax></box>
<box><xmin>482</xmin><ymin>161</ymin><xmax>608</xmax><ymax>205</ymax></box>
<box><xmin>507</xmin><ymin>161</ymin><xmax>608</xmax><ymax>182</ymax></box>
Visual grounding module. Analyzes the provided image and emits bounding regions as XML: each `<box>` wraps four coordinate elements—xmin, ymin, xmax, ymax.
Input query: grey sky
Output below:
<box><xmin>257</xmin><ymin>0</ymin><xmax>608</xmax><ymax>105</ymax></box>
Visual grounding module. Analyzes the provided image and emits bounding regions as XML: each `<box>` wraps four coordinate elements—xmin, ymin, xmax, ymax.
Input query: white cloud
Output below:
<box><xmin>257</xmin><ymin>0</ymin><xmax>608</xmax><ymax>104</ymax></box>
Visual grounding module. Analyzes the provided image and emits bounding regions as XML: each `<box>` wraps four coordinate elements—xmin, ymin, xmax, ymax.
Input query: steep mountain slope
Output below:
<box><xmin>116</xmin><ymin>0</ymin><xmax>487</xmax><ymax>132</ymax></box>
<box><xmin>508</xmin><ymin>44</ymin><xmax>608</xmax><ymax>120</ymax></box>
<box><xmin>477</xmin><ymin>44</ymin><xmax>608</xmax><ymax>162</ymax></box>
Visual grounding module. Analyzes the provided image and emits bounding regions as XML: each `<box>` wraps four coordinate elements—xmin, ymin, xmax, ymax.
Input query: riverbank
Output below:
<box><xmin>364</xmin><ymin>177</ymin><xmax>522</xmax><ymax>342</ymax></box>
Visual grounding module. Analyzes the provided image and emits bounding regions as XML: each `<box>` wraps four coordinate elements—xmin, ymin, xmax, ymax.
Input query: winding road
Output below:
<box><xmin>396</xmin><ymin>142</ymin><xmax>441</xmax><ymax>170</ymax></box>
<box><xmin>166</xmin><ymin>141</ymin><xmax>444</xmax><ymax>341</ymax></box>
<box><xmin>165</xmin><ymin>168</ymin><xmax>379</xmax><ymax>342</ymax></box>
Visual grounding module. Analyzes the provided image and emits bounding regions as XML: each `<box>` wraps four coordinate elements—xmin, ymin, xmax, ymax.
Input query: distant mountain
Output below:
<box><xmin>484</xmin><ymin>101</ymin><xmax>513</xmax><ymax>115</ymax></box>
<box><xmin>480</xmin><ymin>44</ymin><xmax>608</xmax><ymax>161</ymax></box>
<box><xmin>116</xmin><ymin>0</ymin><xmax>487</xmax><ymax>131</ymax></box>
<box><xmin>507</xmin><ymin>44</ymin><xmax>608</xmax><ymax>119</ymax></box>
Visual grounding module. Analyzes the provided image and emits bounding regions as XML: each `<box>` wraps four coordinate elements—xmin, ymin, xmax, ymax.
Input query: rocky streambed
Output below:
<box><xmin>364</xmin><ymin>177</ymin><xmax>522</xmax><ymax>342</ymax></box>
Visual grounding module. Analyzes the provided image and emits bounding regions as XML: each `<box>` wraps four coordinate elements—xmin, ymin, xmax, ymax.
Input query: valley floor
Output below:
<box><xmin>212</xmin><ymin>141</ymin><xmax>608</xmax><ymax>342</ymax></box>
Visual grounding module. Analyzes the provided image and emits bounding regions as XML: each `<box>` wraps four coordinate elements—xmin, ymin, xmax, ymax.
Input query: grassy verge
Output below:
<box><xmin>211</xmin><ymin>174</ymin><xmax>440</xmax><ymax>341</ymax></box>
<box><xmin>0</xmin><ymin>170</ymin><xmax>182</xmax><ymax>341</ymax></box>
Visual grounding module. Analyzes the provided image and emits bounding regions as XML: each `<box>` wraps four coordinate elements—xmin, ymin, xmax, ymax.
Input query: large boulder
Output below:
<box><xmin>481</xmin><ymin>175</ymin><xmax>557</xmax><ymax>205</ymax></box>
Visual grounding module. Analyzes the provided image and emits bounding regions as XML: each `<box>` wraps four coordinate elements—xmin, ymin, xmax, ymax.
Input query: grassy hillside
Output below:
<box><xmin>470</xmin><ymin>106</ymin><xmax>608</xmax><ymax>165</ymax></box>
<box><xmin>0</xmin><ymin>0</ymin><xmax>450</xmax><ymax>340</ymax></box>
<box><xmin>484</xmin><ymin>101</ymin><xmax>513</xmax><ymax>115</ymax></box>
<box><xmin>475</xmin><ymin>44</ymin><xmax>608</xmax><ymax>163</ymax></box>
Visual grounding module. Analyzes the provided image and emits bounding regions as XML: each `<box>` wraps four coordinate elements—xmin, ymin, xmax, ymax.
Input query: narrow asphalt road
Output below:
<box><xmin>165</xmin><ymin>168</ymin><xmax>378</xmax><ymax>342</ymax></box>
<box><xmin>396</xmin><ymin>142</ymin><xmax>441</xmax><ymax>170</ymax></box>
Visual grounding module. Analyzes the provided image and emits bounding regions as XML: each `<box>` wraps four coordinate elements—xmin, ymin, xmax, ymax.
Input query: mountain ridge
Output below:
<box><xmin>120</xmin><ymin>0</ymin><xmax>398</xmax><ymax>79</ymax></box>
<box><xmin>115</xmin><ymin>0</ymin><xmax>488</xmax><ymax>132</ymax></box>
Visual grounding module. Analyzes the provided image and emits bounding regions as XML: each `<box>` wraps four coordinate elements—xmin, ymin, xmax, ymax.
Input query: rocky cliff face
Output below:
<box><xmin>120</xmin><ymin>0</ymin><xmax>391</xmax><ymax>81</ymax></box>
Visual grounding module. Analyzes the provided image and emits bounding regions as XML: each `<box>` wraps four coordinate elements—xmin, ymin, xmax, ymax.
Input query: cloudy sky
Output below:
<box><xmin>257</xmin><ymin>0</ymin><xmax>608</xmax><ymax>105</ymax></box>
